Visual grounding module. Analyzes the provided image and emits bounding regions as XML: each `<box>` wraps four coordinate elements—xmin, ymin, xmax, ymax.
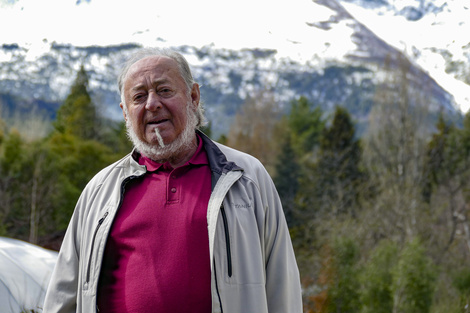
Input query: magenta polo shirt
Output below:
<box><xmin>97</xmin><ymin>137</ymin><xmax>212</xmax><ymax>312</ymax></box>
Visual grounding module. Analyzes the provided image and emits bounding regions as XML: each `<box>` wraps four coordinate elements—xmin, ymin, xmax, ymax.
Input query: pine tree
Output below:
<box><xmin>0</xmin><ymin>129</ymin><xmax>25</xmax><ymax>235</ymax></box>
<box><xmin>453</xmin><ymin>268</ymin><xmax>470</xmax><ymax>312</ymax></box>
<box><xmin>300</xmin><ymin>106</ymin><xmax>363</xmax><ymax>218</ymax></box>
<box><xmin>55</xmin><ymin>65</ymin><xmax>98</xmax><ymax>140</ymax></box>
<box><xmin>422</xmin><ymin>113</ymin><xmax>452</xmax><ymax>202</ymax></box>
<box><xmin>392</xmin><ymin>238</ymin><xmax>436</xmax><ymax>313</ymax></box>
<box><xmin>46</xmin><ymin>132</ymin><xmax>115</xmax><ymax>228</ymax></box>
<box><xmin>424</xmin><ymin>112</ymin><xmax>470</xmax><ymax>261</ymax></box>
<box><xmin>273</xmin><ymin>136</ymin><xmax>300</xmax><ymax>227</ymax></box>
<box><xmin>323</xmin><ymin>237</ymin><xmax>361</xmax><ymax>313</ymax></box>
<box><xmin>360</xmin><ymin>240</ymin><xmax>398</xmax><ymax>313</ymax></box>
<box><xmin>272</xmin><ymin>97</ymin><xmax>324</xmax><ymax>226</ymax></box>
<box><xmin>286</xmin><ymin>96</ymin><xmax>324</xmax><ymax>159</ymax></box>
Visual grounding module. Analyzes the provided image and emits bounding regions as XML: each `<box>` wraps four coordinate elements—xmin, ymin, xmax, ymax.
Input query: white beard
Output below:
<box><xmin>125</xmin><ymin>103</ymin><xmax>198</xmax><ymax>163</ymax></box>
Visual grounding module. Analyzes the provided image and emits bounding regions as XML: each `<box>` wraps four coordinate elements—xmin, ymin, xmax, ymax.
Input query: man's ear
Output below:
<box><xmin>120</xmin><ymin>103</ymin><xmax>127</xmax><ymax>121</ymax></box>
<box><xmin>190</xmin><ymin>83</ymin><xmax>200</xmax><ymax>108</ymax></box>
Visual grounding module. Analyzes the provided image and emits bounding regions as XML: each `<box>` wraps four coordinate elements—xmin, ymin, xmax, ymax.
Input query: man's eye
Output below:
<box><xmin>158</xmin><ymin>88</ymin><xmax>173</xmax><ymax>97</ymax></box>
<box><xmin>133</xmin><ymin>94</ymin><xmax>146</xmax><ymax>102</ymax></box>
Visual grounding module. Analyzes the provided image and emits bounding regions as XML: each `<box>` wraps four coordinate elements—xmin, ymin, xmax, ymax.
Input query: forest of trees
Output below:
<box><xmin>1</xmin><ymin>59</ymin><xmax>470</xmax><ymax>312</ymax></box>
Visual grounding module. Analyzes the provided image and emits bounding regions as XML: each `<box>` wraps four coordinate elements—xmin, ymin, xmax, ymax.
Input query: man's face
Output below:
<box><xmin>120</xmin><ymin>56</ymin><xmax>199</xmax><ymax>147</ymax></box>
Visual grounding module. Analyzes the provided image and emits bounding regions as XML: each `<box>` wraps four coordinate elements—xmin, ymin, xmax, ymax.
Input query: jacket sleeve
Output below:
<box><xmin>261</xmin><ymin>172</ymin><xmax>303</xmax><ymax>313</ymax></box>
<box><xmin>43</xmin><ymin>190</ymin><xmax>86</xmax><ymax>313</ymax></box>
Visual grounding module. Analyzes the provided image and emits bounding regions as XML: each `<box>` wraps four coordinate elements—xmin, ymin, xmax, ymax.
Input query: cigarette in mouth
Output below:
<box><xmin>154</xmin><ymin>128</ymin><xmax>165</xmax><ymax>148</ymax></box>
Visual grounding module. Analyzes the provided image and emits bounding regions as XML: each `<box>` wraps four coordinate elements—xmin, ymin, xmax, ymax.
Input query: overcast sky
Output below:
<box><xmin>0</xmin><ymin>0</ymin><xmax>322</xmax><ymax>51</ymax></box>
<box><xmin>2</xmin><ymin>0</ymin><xmax>470</xmax><ymax>111</ymax></box>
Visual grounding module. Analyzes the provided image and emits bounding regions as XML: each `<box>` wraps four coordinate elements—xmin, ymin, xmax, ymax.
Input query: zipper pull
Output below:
<box><xmin>98</xmin><ymin>211</ymin><xmax>108</xmax><ymax>225</ymax></box>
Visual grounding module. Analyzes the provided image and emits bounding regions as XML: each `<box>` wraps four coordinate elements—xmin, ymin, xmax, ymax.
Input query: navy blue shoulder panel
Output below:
<box><xmin>197</xmin><ymin>130</ymin><xmax>243</xmax><ymax>189</ymax></box>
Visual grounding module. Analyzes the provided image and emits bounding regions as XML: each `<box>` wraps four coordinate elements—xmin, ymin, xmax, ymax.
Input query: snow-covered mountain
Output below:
<box><xmin>340</xmin><ymin>0</ymin><xmax>470</xmax><ymax>111</ymax></box>
<box><xmin>0</xmin><ymin>0</ymin><xmax>468</xmax><ymax>136</ymax></box>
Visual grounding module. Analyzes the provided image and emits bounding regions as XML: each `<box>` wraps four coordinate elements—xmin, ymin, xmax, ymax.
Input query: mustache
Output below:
<box><xmin>124</xmin><ymin>102</ymin><xmax>198</xmax><ymax>162</ymax></box>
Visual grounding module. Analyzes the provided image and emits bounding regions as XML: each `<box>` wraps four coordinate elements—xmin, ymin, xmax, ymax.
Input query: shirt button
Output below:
<box><xmin>171</xmin><ymin>187</ymin><xmax>177</xmax><ymax>193</ymax></box>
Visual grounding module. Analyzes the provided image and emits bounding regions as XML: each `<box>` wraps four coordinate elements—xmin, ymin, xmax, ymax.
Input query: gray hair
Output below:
<box><xmin>118</xmin><ymin>47</ymin><xmax>205</xmax><ymax>127</ymax></box>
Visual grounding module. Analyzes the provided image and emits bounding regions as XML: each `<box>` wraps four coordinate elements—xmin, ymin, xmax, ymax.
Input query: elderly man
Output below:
<box><xmin>44</xmin><ymin>48</ymin><xmax>302</xmax><ymax>313</ymax></box>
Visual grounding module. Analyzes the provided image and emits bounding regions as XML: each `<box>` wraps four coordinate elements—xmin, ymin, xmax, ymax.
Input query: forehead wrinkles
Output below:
<box><xmin>130</xmin><ymin>78</ymin><xmax>171</xmax><ymax>94</ymax></box>
<box><xmin>125</xmin><ymin>57</ymin><xmax>181</xmax><ymax>92</ymax></box>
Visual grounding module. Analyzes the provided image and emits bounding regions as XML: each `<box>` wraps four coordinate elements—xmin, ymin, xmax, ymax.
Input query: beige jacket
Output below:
<box><xmin>43</xmin><ymin>132</ymin><xmax>302</xmax><ymax>313</ymax></box>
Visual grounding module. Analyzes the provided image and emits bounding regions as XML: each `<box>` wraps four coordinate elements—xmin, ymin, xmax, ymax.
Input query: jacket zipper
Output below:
<box><xmin>85</xmin><ymin>175</ymin><xmax>137</xmax><ymax>286</ymax></box>
<box><xmin>85</xmin><ymin>211</ymin><xmax>108</xmax><ymax>284</ymax></box>
<box><xmin>220</xmin><ymin>205</ymin><xmax>232</xmax><ymax>277</ymax></box>
<box><xmin>213</xmin><ymin>263</ymin><xmax>224</xmax><ymax>313</ymax></box>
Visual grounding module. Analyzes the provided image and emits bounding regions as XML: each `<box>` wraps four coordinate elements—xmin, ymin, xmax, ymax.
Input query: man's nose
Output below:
<box><xmin>145</xmin><ymin>91</ymin><xmax>161</xmax><ymax>111</ymax></box>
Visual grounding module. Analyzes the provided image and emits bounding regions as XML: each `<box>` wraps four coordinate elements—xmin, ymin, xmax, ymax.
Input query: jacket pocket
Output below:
<box><xmin>220</xmin><ymin>205</ymin><xmax>232</xmax><ymax>278</ymax></box>
<box><xmin>218</xmin><ymin>197</ymin><xmax>265</xmax><ymax>285</ymax></box>
<box><xmin>85</xmin><ymin>211</ymin><xmax>108</xmax><ymax>286</ymax></box>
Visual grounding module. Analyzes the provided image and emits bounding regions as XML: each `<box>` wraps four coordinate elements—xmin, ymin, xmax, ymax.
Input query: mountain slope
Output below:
<box><xmin>0</xmin><ymin>0</ymin><xmax>467</xmax><ymax>137</ymax></box>
<box><xmin>339</xmin><ymin>0</ymin><xmax>470</xmax><ymax>111</ymax></box>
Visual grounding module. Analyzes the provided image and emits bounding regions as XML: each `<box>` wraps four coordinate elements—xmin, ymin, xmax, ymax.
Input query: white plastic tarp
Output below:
<box><xmin>0</xmin><ymin>237</ymin><xmax>58</xmax><ymax>313</ymax></box>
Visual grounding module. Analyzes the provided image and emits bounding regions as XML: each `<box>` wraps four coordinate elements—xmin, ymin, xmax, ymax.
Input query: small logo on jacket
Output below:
<box><xmin>232</xmin><ymin>202</ymin><xmax>252</xmax><ymax>209</ymax></box>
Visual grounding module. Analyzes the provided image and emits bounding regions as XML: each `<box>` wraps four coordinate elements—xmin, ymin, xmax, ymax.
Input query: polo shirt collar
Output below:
<box><xmin>138</xmin><ymin>134</ymin><xmax>208</xmax><ymax>172</ymax></box>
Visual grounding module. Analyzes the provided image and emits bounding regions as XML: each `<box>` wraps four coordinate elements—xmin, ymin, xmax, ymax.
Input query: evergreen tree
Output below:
<box><xmin>453</xmin><ymin>268</ymin><xmax>470</xmax><ymax>312</ymax></box>
<box><xmin>46</xmin><ymin>132</ymin><xmax>116</xmax><ymax>227</ymax></box>
<box><xmin>286</xmin><ymin>96</ymin><xmax>324</xmax><ymax>159</ymax></box>
<box><xmin>270</xmin><ymin>97</ymin><xmax>325</xmax><ymax>261</ymax></box>
<box><xmin>360</xmin><ymin>240</ymin><xmax>398</xmax><ymax>313</ymax></box>
<box><xmin>300</xmin><ymin>106</ymin><xmax>363</xmax><ymax>218</ymax></box>
<box><xmin>273</xmin><ymin>136</ymin><xmax>300</xmax><ymax>227</ymax></box>
<box><xmin>97</xmin><ymin>119</ymin><xmax>133</xmax><ymax>156</ymax></box>
<box><xmin>55</xmin><ymin>65</ymin><xmax>98</xmax><ymax>140</ymax></box>
<box><xmin>392</xmin><ymin>238</ymin><xmax>436</xmax><ymax>313</ymax></box>
<box><xmin>422</xmin><ymin>113</ymin><xmax>453</xmax><ymax>202</ymax></box>
<box><xmin>424</xmin><ymin>112</ymin><xmax>470</xmax><ymax>263</ymax></box>
<box><xmin>276</xmin><ymin>96</ymin><xmax>324</xmax><ymax>215</ymax></box>
<box><xmin>320</xmin><ymin>106</ymin><xmax>363</xmax><ymax>216</ymax></box>
<box><xmin>0</xmin><ymin>129</ymin><xmax>25</xmax><ymax>235</ymax></box>
<box><xmin>24</xmin><ymin>140</ymin><xmax>63</xmax><ymax>243</ymax></box>
<box><xmin>323</xmin><ymin>237</ymin><xmax>361</xmax><ymax>313</ymax></box>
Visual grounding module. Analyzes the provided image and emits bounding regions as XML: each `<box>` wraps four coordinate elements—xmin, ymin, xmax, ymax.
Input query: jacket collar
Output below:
<box><xmin>196</xmin><ymin>130</ymin><xmax>243</xmax><ymax>175</ymax></box>
<box><xmin>127</xmin><ymin>130</ymin><xmax>243</xmax><ymax>180</ymax></box>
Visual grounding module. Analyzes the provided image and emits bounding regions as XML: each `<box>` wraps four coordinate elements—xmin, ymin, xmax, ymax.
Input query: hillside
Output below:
<box><xmin>0</xmin><ymin>0</ymin><xmax>468</xmax><ymax>136</ymax></box>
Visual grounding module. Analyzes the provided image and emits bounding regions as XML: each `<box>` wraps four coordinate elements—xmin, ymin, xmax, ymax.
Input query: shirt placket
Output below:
<box><xmin>166</xmin><ymin>166</ymin><xmax>188</xmax><ymax>204</ymax></box>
